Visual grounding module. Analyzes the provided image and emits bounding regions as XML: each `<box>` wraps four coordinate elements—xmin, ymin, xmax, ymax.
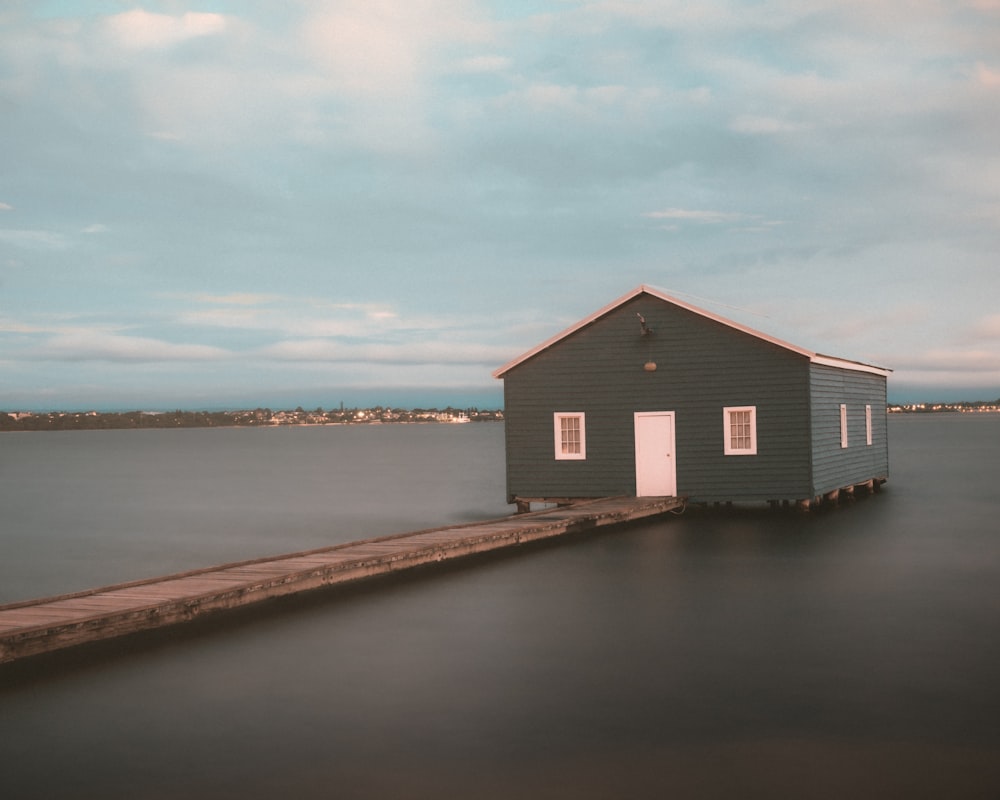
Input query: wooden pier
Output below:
<box><xmin>0</xmin><ymin>496</ymin><xmax>682</xmax><ymax>665</ymax></box>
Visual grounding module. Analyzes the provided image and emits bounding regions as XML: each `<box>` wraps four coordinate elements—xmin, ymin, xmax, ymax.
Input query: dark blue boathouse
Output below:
<box><xmin>493</xmin><ymin>285</ymin><xmax>890</xmax><ymax>510</ymax></box>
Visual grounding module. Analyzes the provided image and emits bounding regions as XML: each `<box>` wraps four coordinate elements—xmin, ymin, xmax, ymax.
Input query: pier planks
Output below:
<box><xmin>0</xmin><ymin>496</ymin><xmax>682</xmax><ymax>665</ymax></box>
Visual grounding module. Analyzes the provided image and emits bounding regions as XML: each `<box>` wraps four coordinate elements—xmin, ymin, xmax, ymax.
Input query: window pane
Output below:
<box><xmin>730</xmin><ymin>410</ymin><xmax>751</xmax><ymax>450</ymax></box>
<box><xmin>561</xmin><ymin>416</ymin><xmax>580</xmax><ymax>454</ymax></box>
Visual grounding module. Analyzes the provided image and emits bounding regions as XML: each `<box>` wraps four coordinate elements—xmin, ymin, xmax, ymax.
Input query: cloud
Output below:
<box><xmin>176</xmin><ymin>306</ymin><xmax>450</xmax><ymax>341</ymax></box>
<box><xmin>289</xmin><ymin>1</ymin><xmax>497</xmax><ymax>152</ymax></box>
<box><xmin>1</xmin><ymin>313</ymin><xmax>229</xmax><ymax>363</ymax></box>
<box><xmin>131</xmin><ymin>63</ymin><xmax>273</xmax><ymax>146</ymax></box>
<box><xmin>970</xmin><ymin>314</ymin><xmax>1000</xmax><ymax>340</ymax></box>
<box><xmin>190</xmin><ymin>293</ymin><xmax>280</xmax><ymax>307</ymax></box>
<box><xmin>888</xmin><ymin>346</ymin><xmax>1000</xmax><ymax>374</ymax></box>
<box><xmin>5</xmin><ymin>4</ymin><xmax>501</xmax><ymax>153</ymax></box>
<box><xmin>0</xmin><ymin>316</ymin><xmax>137</xmax><ymax>337</ymax></box>
<box><xmin>493</xmin><ymin>82</ymin><xmax>670</xmax><ymax>124</ymax></box>
<box><xmin>456</xmin><ymin>55</ymin><xmax>511</xmax><ymax>73</ymax></box>
<box><xmin>172</xmin><ymin>294</ymin><xmax>404</xmax><ymax>338</ymax></box>
<box><xmin>782</xmin><ymin>303</ymin><xmax>931</xmax><ymax>346</ymax></box>
<box><xmin>105</xmin><ymin>10</ymin><xmax>227</xmax><ymax>50</ymax></box>
<box><xmin>146</xmin><ymin>130</ymin><xmax>184</xmax><ymax>142</ymax></box>
<box><xmin>176</xmin><ymin>307</ymin><xmax>271</xmax><ymax>332</ymax></box>
<box><xmin>2</xmin><ymin>2</ymin><xmax>997</xmax><ymax>407</ymax></box>
<box><xmin>0</xmin><ymin>317</ymin><xmax>56</xmax><ymax>335</ymax></box>
<box><xmin>643</xmin><ymin>208</ymin><xmax>747</xmax><ymax>224</ymax></box>
<box><xmin>585</xmin><ymin>0</ymin><xmax>750</xmax><ymax>31</ymax></box>
<box><xmin>977</xmin><ymin>63</ymin><xmax>1000</xmax><ymax>86</ymax></box>
<box><xmin>30</xmin><ymin>332</ymin><xmax>229</xmax><ymax>363</ymax></box>
<box><xmin>298</xmin><ymin>0</ymin><xmax>494</xmax><ymax>101</ymax></box>
<box><xmin>258</xmin><ymin>339</ymin><xmax>512</xmax><ymax>366</ymax></box>
<box><xmin>729</xmin><ymin>115</ymin><xmax>809</xmax><ymax>134</ymax></box>
<box><xmin>0</xmin><ymin>229</ymin><xmax>70</xmax><ymax>249</ymax></box>
<box><xmin>301</xmin><ymin>10</ymin><xmax>419</xmax><ymax>98</ymax></box>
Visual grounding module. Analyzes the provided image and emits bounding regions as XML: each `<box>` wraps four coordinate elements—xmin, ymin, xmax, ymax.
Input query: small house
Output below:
<box><xmin>493</xmin><ymin>286</ymin><xmax>890</xmax><ymax>510</ymax></box>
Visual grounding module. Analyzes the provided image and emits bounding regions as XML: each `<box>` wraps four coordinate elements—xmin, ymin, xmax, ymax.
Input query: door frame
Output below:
<box><xmin>634</xmin><ymin>411</ymin><xmax>677</xmax><ymax>497</ymax></box>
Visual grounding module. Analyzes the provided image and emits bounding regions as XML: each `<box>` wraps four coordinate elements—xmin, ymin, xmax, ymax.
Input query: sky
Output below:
<box><xmin>2</xmin><ymin>0</ymin><xmax>999</xmax><ymax>411</ymax></box>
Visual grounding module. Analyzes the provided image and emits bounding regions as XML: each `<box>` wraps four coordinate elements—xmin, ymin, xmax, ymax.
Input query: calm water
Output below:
<box><xmin>0</xmin><ymin>423</ymin><xmax>512</xmax><ymax>603</ymax></box>
<box><xmin>1</xmin><ymin>416</ymin><xmax>999</xmax><ymax>798</ymax></box>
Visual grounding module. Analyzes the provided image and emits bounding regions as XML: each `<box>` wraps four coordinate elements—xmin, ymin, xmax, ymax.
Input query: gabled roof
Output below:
<box><xmin>493</xmin><ymin>285</ymin><xmax>891</xmax><ymax>379</ymax></box>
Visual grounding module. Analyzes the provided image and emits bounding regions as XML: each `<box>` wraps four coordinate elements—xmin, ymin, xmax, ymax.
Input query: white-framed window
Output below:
<box><xmin>866</xmin><ymin>404</ymin><xmax>873</xmax><ymax>446</ymax></box>
<box><xmin>554</xmin><ymin>413</ymin><xmax>586</xmax><ymax>460</ymax></box>
<box><xmin>840</xmin><ymin>404</ymin><xmax>849</xmax><ymax>448</ymax></box>
<box><xmin>723</xmin><ymin>406</ymin><xmax>757</xmax><ymax>455</ymax></box>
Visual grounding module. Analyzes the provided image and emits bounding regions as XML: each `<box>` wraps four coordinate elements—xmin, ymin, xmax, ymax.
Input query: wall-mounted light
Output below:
<box><xmin>638</xmin><ymin>314</ymin><xmax>655</xmax><ymax>370</ymax></box>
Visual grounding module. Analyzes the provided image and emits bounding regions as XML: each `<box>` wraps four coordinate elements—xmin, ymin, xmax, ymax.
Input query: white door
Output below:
<box><xmin>634</xmin><ymin>412</ymin><xmax>677</xmax><ymax>497</ymax></box>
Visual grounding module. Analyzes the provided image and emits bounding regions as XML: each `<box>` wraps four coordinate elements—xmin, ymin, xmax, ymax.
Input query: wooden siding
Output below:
<box><xmin>809</xmin><ymin>363</ymin><xmax>889</xmax><ymax>495</ymax></box>
<box><xmin>502</xmin><ymin>294</ymin><xmax>815</xmax><ymax>503</ymax></box>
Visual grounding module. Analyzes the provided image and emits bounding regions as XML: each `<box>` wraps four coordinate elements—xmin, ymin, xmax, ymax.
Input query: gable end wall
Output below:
<box><xmin>502</xmin><ymin>295</ymin><xmax>815</xmax><ymax>503</ymax></box>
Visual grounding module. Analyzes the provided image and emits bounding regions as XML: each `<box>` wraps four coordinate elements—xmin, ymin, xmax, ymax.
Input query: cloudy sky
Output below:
<box><xmin>2</xmin><ymin>0</ymin><xmax>998</xmax><ymax>410</ymax></box>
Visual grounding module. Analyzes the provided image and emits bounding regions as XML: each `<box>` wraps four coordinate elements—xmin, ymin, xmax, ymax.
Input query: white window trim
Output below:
<box><xmin>840</xmin><ymin>404</ymin><xmax>849</xmax><ymax>448</ymax></box>
<box><xmin>865</xmin><ymin>404</ymin><xmax>873</xmax><ymax>446</ymax></box>
<box><xmin>723</xmin><ymin>406</ymin><xmax>757</xmax><ymax>456</ymax></box>
<box><xmin>554</xmin><ymin>412</ymin><xmax>586</xmax><ymax>460</ymax></box>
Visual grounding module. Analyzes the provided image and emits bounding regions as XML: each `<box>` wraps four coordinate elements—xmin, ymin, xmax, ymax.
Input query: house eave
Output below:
<box><xmin>811</xmin><ymin>354</ymin><xmax>892</xmax><ymax>378</ymax></box>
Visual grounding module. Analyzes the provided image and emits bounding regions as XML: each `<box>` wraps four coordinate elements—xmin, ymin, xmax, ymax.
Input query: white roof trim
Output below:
<box><xmin>492</xmin><ymin>285</ymin><xmax>891</xmax><ymax>378</ymax></box>
<box><xmin>811</xmin><ymin>354</ymin><xmax>892</xmax><ymax>377</ymax></box>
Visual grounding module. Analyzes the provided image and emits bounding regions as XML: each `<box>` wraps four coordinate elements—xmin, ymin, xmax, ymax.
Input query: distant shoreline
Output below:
<box><xmin>888</xmin><ymin>402</ymin><xmax>999</xmax><ymax>414</ymax></box>
<box><xmin>3</xmin><ymin>402</ymin><xmax>999</xmax><ymax>432</ymax></box>
<box><xmin>0</xmin><ymin>407</ymin><xmax>503</xmax><ymax>432</ymax></box>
